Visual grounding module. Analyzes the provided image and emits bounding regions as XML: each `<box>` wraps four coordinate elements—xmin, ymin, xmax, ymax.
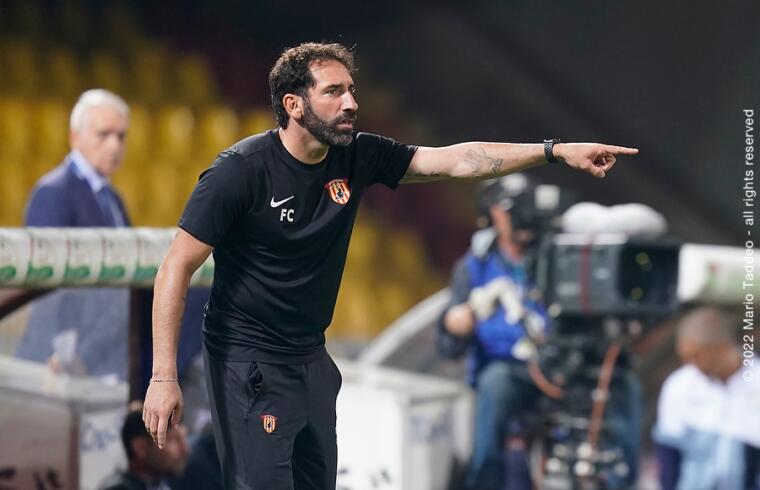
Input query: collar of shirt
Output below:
<box><xmin>68</xmin><ymin>150</ymin><xmax>109</xmax><ymax>193</ymax></box>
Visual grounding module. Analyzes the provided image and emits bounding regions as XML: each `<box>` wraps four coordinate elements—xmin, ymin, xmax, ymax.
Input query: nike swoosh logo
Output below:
<box><xmin>270</xmin><ymin>196</ymin><xmax>294</xmax><ymax>207</ymax></box>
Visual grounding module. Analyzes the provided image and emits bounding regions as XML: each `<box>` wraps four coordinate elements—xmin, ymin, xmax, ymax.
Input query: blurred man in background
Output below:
<box><xmin>143</xmin><ymin>41</ymin><xmax>638</xmax><ymax>490</ymax></box>
<box><xmin>654</xmin><ymin>306</ymin><xmax>760</xmax><ymax>490</ymax></box>
<box><xmin>98</xmin><ymin>401</ymin><xmax>189</xmax><ymax>490</ymax></box>
<box><xmin>25</xmin><ymin>88</ymin><xmax>130</xmax><ymax>228</ymax></box>
<box><xmin>437</xmin><ymin>175</ymin><xmax>550</xmax><ymax>489</ymax></box>
<box><xmin>15</xmin><ymin>88</ymin><xmax>207</xmax><ymax>383</ymax></box>
<box><xmin>15</xmin><ymin>89</ymin><xmax>132</xmax><ymax>379</ymax></box>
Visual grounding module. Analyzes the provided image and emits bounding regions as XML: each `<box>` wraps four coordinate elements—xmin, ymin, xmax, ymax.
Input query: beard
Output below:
<box><xmin>301</xmin><ymin>98</ymin><xmax>356</xmax><ymax>147</ymax></box>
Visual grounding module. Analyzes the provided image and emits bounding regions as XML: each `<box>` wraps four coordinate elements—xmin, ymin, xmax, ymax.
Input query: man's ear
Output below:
<box><xmin>283</xmin><ymin>94</ymin><xmax>303</xmax><ymax>121</ymax></box>
<box><xmin>69</xmin><ymin>130</ymin><xmax>79</xmax><ymax>150</ymax></box>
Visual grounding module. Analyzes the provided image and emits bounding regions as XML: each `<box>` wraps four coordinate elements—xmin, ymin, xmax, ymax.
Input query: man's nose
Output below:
<box><xmin>341</xmin><ymin>92</ymin><xmax>358</xmax><ymax>112</ymax></box>
<box><xmin>106</xmin><ymin>134</ymin><xmax>125</xmax><ymax>150</ymax></box>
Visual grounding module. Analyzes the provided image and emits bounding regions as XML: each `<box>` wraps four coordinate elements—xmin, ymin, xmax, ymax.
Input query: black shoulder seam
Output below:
<box><xmin>229</xmin><ymin>132</ymin><xmax>278</xmax><ymax>160</ymax></box>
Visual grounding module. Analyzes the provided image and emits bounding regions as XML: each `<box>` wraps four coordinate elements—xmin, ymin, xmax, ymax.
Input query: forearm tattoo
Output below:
<box><xmin>399</xmin><ymin>170</ymin><xmax>443</xmax><ymax>183</ymax></box>
<box><xmin>463</xmin><ymin>148</ymin><xmax>504</xmax><ymax>176</ymax></box>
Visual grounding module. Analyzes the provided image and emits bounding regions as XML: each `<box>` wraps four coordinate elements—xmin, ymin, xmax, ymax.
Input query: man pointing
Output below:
<box><xmin>143</xmin><ymin>42</ymin><xmax>637</xmax><ymax>489</ymax></box>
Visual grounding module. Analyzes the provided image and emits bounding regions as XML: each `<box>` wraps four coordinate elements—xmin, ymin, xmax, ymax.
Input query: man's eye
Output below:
<box><xmin>326</xmin><ymin>88</ymin><xmax>338</xmax><ymax>95</ymax></box>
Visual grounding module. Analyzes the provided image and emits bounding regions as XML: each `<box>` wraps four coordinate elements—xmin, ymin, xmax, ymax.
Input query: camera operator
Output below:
<box><xmin>438</xmin><ymin>176</ymin><xmax>645</xmax><ymax>489</ymax></box>
<box><xmin>437</xmin><ymin>175</ymin><xmax>551</xmax><ymax>490</ymax></box>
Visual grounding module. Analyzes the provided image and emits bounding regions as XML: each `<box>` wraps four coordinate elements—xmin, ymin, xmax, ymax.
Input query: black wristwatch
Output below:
<box><xmin>544</xmin><ymin>138</ymin><xmax>562</xmax><ymax>164</ymax></box>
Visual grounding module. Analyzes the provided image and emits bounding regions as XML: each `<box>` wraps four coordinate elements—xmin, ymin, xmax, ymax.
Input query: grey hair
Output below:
<box><xmin>69</xmin><ymin>89</ymin><xmax>130</xmax><ymax>132</ymax></box>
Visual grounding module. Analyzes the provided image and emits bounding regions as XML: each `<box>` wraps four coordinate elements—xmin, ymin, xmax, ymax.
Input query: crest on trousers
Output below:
<box><xmin>261</xmin><ymin>414</ymin><xmax>277</xmax><ymax>433</ymax></box>
<box><xmin>325</xmin><ymin>179</ymin><xmax>351</xmax><ymax>205</ymax></box>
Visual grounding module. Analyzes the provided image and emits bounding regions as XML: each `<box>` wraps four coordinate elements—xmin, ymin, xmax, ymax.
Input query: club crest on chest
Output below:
<box><xmin>325</xmin><ymin>178</ymin><xmax>351</xmax><ymax>205</ymax></box>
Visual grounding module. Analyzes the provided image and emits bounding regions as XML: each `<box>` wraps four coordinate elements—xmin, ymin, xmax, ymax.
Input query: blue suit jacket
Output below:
<box><xmin>17</xmin><ymin>157</ymin><xmax>206</xmax><ymax>381</ymax></box>
<box><xmin>25</xmin><ymin>158</ymin><xmax>131</xmax><ymax>227</ymax></box>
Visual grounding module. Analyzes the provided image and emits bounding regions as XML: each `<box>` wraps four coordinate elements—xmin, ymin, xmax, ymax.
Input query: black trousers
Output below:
<box><xmin>203</xmin><ymin>345</ymin><xmax>342</xmax><ymax>490</ymax></box>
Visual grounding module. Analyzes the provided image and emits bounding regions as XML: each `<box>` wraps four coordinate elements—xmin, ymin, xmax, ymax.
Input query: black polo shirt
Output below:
<box><xmin>178</xmin><ymin>129</ymin><xmax>417</xmax><ymax>362</ymax></box>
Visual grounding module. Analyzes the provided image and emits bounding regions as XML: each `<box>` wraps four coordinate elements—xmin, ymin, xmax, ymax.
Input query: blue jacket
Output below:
<box><xmin>16</xmin><ymin>156</ymin><xmax>206</xmax><ymax>381</ymax></box>
<box><xmin>25</xmin><ymin>158</ymin><xmax>131</xmax><ymax>227</ymax></box>
<box><xmin>437</xmin><ymin>228</ymin><xmax>550</xmax><ymax>386</ymax></box>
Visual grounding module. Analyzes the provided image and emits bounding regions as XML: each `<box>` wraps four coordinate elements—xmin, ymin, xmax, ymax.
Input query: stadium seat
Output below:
<box><xmin>197</xmin><ymin>106</ymin><xmax>239</xmax><ymax>162</ymax></box>
<box><xmin>346</xmin><ymin>220</ymin><xmax>379</xmax><ymax>269</ymax></box>
<box><xmin>130</xmin><ymin>43</ymin><xmax>170</xmax><ymax>105</ymax></box>
<box><xmin>175</xmin><ymin>54</ymin><xmax>218</xmax><ymax>106</ymax></box>
<box><xmin>240</xmin><ymin>108</ymin><xmax>276</xmax><ymax>138</ymax></box>
<box><xmin>0</xmin><ymin>157</ymin><xmax>28</xmax><ymax>225</ymax></box>
<box><xmin>1</xmin><ymin>39</ymin><xmax>40</xmax><ymax>96</ymax></box>
<box><xmin>89</xmin><ymin>50</ymin><xmax>126</xmax><ymax>95</ymax></box>
<box><xmin>154</xmin><ymin>104</ymin><xmax>195</xmax><ymax>162</ymax></box>
<box><xmin>123</xmin><ymin>103</ymin><xmax>153</xmax><ymax>164</ymax></box>
<box><xmin>33</xmin><ymin>99</ymin><xmax>69</xmax><ymax>165</ymax></box>
<box><xmin>0</xmin><ymin>97</ymin><xmax>33</xmax><ymax>161</ymax></box>
<box><xmin>143</xmin><ymin>161</ymin><xmax>185</xmax><ymax>226</ymax></box>
<box><xmin>46</xmin><ymin>48</ymin><xmax>83</xmax><ymax>99</ymax></box>
<box><xmin>111</xmin><ymin>162</ymin><xmax>144</xmax><ymax>224</ymax></box>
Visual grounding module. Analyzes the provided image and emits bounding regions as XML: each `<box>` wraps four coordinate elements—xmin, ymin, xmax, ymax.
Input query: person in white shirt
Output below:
<box><xmin>653</xmin><ymin>306</ymin><xmax>760</xmax><ymax>490</ymax></box>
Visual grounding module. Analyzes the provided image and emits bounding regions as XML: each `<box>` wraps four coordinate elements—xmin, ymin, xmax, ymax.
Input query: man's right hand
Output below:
<box><xmin>444</xmin><ymin>303</ymin><xmax>476</xmax><ymax>337</ymax></box>
<box><xmin>142</xmin><ymin>380</ymin><xmax>183</xmax><ymax>449</ymax></box>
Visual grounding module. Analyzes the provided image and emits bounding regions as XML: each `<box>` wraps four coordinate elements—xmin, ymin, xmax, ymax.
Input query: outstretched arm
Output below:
<box><xmin>400</xmin><ymin>141</ymin><xmax>638</xmax><ymax>183</ymax></box>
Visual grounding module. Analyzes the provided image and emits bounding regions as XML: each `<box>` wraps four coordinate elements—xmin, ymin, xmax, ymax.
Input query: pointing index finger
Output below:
<box><xmin>605</xmin><ymin>145</ymin><xmax>639</xmax><ymax>155</ymax></box>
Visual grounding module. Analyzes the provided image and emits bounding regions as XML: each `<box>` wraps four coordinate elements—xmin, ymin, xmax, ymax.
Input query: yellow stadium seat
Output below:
<box><xmin>0</xmin><ymin>158</ymin><xmax>28</xmax><ymax>226</ymax></box>
<box><xmin>332</xmin><ymin>281</ymin><xmax>383</xmax><ymax>339</ymax></box>
<box><xmin>378</xmin><ymin>282</ymin><xmax>415</xmax><ymax>326</ymax></box>
<box><xmin>346</xmin><ymin>219</ymin><xmax>379</xmax><ymax>269</ymax></box>
<box><xmin>0</xmin><ymin>97</ymin><xmax>33</xmax><ymax>161</ymax></box>
<box><xmin>154</xmin><ymin>105</ymin><xmax>196</xmax><ymax>162</ymax></box>
<box><xmin>123</xmin><ymin>103</ymin><xmax>153</xmax><ymax>164</ymax></box>
<box><xmin>111</xmin><ymin>165</ymin><xmax>142</xmax><ymax>224</ymax></box>
<box><xmin>197</xmin><ymin>106</ymin><xmax>239</xmax><ymax>161</ymax></box>
<box><xmin>0</xmin><ymin>39</ymin><xmax>40</xmax><ymax>95</ymax></box>
<box><xmin>33</xmin><ymin>99</ymin><xmax>69</xmax><ymax>164</ymax></box>
<box><xmin>175</xmin><ymin>54</ymin><xmax>218</xmax><ymax>106</ymax></box>
<box><xmin>89</xmin><ymin>50</ymin><xmax>125</xmax><ymax>95</ymax></box>
<box><xmin>144</xmin><ymin>161</ymin><xmax>185</xmax><ymax>226</ymax></box>
<box><xmin>387</xmin><ymin>228</ymin><xmax>430</xmax><ymax>280</ymax></box>
<box><xmin>130</xmin><ymin>43</ymin><xmax>170</xmax><ymax>105</ymax></box>
<box><xmin>46</xmin><ymin>48</ymin><xmax>83</xmax><ymax>99</ymax></box>
<box><xmin>240</xmin><ymin>108</ymin><xmax>276</xmax><ymax>138</ymax></box>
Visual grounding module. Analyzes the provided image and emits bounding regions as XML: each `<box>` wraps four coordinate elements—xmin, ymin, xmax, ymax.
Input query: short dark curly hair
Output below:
<box><xmin>269</xmin><ymin>42</ymin><xmax>356</xmax><ymax>128</ymax></box>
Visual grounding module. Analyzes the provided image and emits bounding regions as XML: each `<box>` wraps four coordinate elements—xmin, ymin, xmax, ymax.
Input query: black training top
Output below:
<box><xmin>179</xmin><ymin>129</ymin><xmax>417</xmax><ymax>363</ymax></box>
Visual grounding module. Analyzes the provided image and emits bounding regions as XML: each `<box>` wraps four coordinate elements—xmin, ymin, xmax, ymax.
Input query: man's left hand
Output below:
<box><xmin>555</xmin><ymin>143</ymin><xmax>639</xmax><ymax>178</ymax></box>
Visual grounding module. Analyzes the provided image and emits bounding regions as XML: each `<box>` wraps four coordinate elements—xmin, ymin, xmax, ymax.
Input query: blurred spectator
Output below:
<box><xmin>25</xmin><ymin>88</ymin><xmax>131</xmax><ymax>228</ymax></box>
<box><xmin>653</xmin><ymin>306</ymin><xmax>760</xmax><ymax>490</ymax></box>
<box><xmin>436</xmin><ymin>175</ymin><xmax>551</xmax><ymax>490</ymax></box>
<box><xmin>98</xmin><ymin>401</ymin><xmax>189</xmax><ymax>490</ymax></box>
<box><xmin>15</xmin><ymin>89</ymin><xmax>132</xmax><ymax>380</ymax></box>
<box><xmin>171</xmin><ymin>425</ymin><xmax>223</xmax><ymax>490</ymax></box>
<box><xmin>14</xmin><ymin>88</ymin><xmax>207</xmax><ymax>382</ymax></box>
